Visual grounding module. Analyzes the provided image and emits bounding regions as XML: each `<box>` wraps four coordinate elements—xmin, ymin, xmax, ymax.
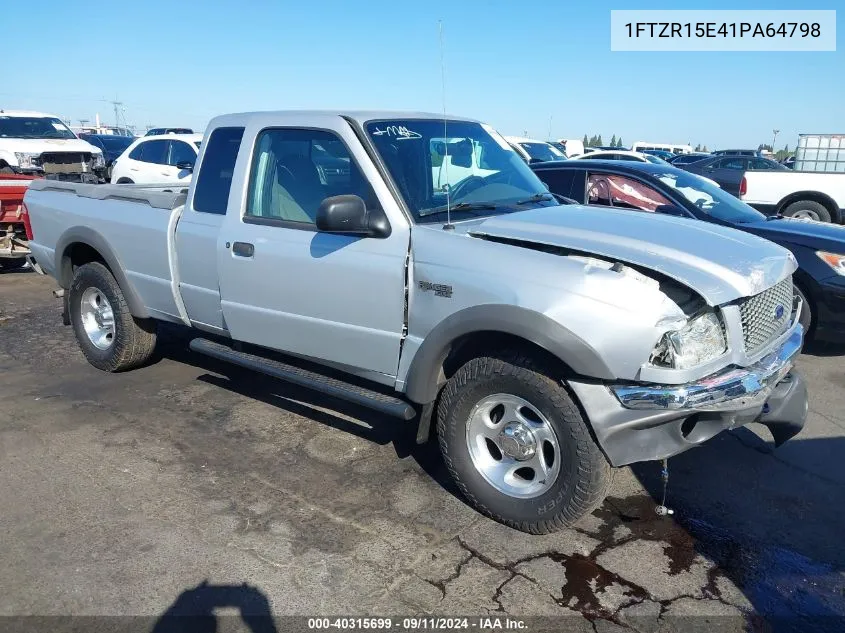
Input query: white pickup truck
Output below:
<box><xmin>741</xmin><ymin>170</ymin><xmax>845</xmax><ymax>223</ymax></box>
<box><xmin>24</xmin><ymin>110</ymin><xmax>807</xmax><ymax>533</ymax></box>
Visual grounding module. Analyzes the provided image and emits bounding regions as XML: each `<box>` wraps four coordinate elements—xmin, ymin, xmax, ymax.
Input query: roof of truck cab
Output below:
<box><xmin>207</xmin><ymin>110</ymin><xmax>480</xmax><ymax>128</ymax></box>
<box><xmin>0</xmin><ymin>109</ymin><xmax>61</xmax><ymax>118</ymax></box>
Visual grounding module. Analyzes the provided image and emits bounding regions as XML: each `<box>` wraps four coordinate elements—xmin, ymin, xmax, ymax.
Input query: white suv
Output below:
<box><xmin>110</xmin><ymin>134</ymin><xmax>202</xmax><ymax>184</ymax></box>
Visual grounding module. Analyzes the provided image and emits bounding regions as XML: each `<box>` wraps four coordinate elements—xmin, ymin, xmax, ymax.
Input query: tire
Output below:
<box><xmin>436</xmin><ymin>350</ymin><xmax>613</xmax><ymax>534</ymax></box>
<box><xmin>794</xmin><ymin>283</ymin><xmax>813</xmax><ymax>337</ymax></box>
<box><xmin>782</xmin><ymin>200</ymin><xmax>832</xmax><ymax>223</ymax></box>
<box><xmin>116</xmin><ymin>177</ymin><xmax>134</xmax><ymax>184</ymax></box>
<box><xmin>68</xmin><ymin>262</ymin><xmax>157</xmax><ymax>371</ymax></box>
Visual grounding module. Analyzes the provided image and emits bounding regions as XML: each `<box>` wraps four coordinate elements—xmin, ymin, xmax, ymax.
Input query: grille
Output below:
<box><xmin>739</xmin><ymin>276</ymin><xmax>794</xmax><ymax>355</ymax></box>
<box><xmin>40</xmin><ymin>152</ymin><xmax>92</xmax><ymax>165</ymax></box>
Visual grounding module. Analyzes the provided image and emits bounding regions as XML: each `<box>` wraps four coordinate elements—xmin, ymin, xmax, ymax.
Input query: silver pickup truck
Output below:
<box><xmin>25</xmin><ymin>111</ymin><xmax>808</xmax><ymax>533</ymax></box>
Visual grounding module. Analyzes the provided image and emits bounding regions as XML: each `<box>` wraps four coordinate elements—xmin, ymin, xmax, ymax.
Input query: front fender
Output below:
<box><xmin>55</xmin><ymin>225</ymin><xmax>149</xmax><ymax>319</ymax></box>
<box><xmin>400</xmin><ymin>304</ymin><xmax>616</xmax><ymax>404</ymax></box>
<box><xmin>0</xmin><ymin>149</ymin><xmax>19</xmax><ymax>168</ymax></box>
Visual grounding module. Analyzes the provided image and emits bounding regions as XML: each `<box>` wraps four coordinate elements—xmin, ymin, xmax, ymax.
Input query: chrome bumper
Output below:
<box><xmin>612</xmin><ymin>324</ymin><xmax>803</xmax><ymax>411</ymax></box>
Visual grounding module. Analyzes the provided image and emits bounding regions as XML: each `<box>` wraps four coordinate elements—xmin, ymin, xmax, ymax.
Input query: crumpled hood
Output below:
<box><xmin>470</xmin><ymin>205</ymin><xmax>797</xmax><ymax>306</ymax></box>
<box><xmin>0</xmin><ymin>138</ymin><xmax>102</xmax><ymax>156</ymax></box>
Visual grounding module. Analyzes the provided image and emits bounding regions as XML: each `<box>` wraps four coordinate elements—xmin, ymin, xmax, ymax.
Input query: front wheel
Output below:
<box><xmin>436</xmin><ymin>351</ymin><xmax>613</xmax><ymax>534</ymax></box>
<box><xmin>68</xmin><ymin>262</ymin><xmax>157</xmax><ymax>371</ymax></box>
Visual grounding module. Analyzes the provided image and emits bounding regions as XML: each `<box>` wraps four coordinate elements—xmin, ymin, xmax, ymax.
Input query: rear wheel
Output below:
<box><xmin>116</xmin><ymin>177</ymin><xmax>134</xmax><ymax>184</ymax></box>
<box><xmin>68</xmin><ymin>262</ymin><xmax>157</xmax><ymax>371</ymax></box>
<box><xmin>782</xmin><ymin>200</ymin><xmax>832</xmax><ymax>223</ymax></box>
<box><xmin>437</xmin><ymin>350</ymin><xmax>613</xmax><ymax>534</ymax></box>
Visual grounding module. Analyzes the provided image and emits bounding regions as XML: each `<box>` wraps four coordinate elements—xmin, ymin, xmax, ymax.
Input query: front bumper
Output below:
<box><xmin>569</xmin><ymin>326</ymin><xmax>808</xmax><ymax>467</ymax></box>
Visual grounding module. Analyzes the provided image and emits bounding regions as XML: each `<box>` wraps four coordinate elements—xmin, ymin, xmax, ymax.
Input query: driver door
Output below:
<box><xmin>215</xmin><ymin>118</ymin><xmax>409</xmax><ymax>379</ymax></box>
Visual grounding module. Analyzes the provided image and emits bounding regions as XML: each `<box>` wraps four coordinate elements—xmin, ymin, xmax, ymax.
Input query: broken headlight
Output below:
<box><xmin>14</xmin><ymin>152</ymin><xmax>40</xmax><ymax>168</ymax></box>
<box><xmin>650</xmin><ymin>312</ymin><xmax>727</xmax><ymax>370</ymax></box>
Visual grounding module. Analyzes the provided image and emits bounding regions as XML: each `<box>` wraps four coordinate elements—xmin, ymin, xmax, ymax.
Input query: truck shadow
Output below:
<box><xmin>622</xmin><ymin>430</ymin><xmax>845</xmax><ymax>631</ymax></box>
<box><xmin>151</xmin><ymin>581</ymin><xmax>277</xmax><ymax>633</ymax></box>
<box><xmin>153</xmin><ymin>325</ymin><xmax>460</xmax><ymax>497</ymax></box>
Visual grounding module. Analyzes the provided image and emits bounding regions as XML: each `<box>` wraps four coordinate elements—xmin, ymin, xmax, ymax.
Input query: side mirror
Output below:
<box><xmin>316</xmin><ymin>195</ymin><xmax>390</xmax><ymax>238</ymax></box>
<box><xmin>176</xmin><ymin>161</ymin><xmax>194</xmax><ymax>171</ymax></box>
<box><xmin>528</xmin><ymin>157</ymin><xmax>546</xmax><ymax>165</ymax></box>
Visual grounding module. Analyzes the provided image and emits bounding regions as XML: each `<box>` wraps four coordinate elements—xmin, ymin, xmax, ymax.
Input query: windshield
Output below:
<box><xmin>644</xmin><ymin>154</ymin><xmax>671</xmax><ymax>165</ymax></box>
<box><xmin>656</xmin><ymin>171</ymin><xmax>764</xmax><ymax>224</ymax></box>
<box><xmin>519</xmin><ymin>142</ymin><xmax>565</xmax><ymax>162</ymax></box>
<box><xmin>0</xmin><ymin>116</ymin><xmax>77</xmax><ymax>140</ymax></box>
<box><xmin>97</xmin><ymin>136</ymin><xmax>134</xmax><ymax>151</ymax></box>
<box><xmin>365</xmin><ymin>119</ymin><xmax>553</xmax><ymax>222</ymax></box>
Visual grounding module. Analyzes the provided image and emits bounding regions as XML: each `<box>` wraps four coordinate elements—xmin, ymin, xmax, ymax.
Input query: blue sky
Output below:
<box><xmin>1</xmin><ymin>0</ymin><xmax>841</xmax><ymax>149</ymax></box>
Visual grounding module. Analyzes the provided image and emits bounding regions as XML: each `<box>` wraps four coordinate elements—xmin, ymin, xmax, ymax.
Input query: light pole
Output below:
<box><xmin>772</xmin><ymin>129</ymin><xmax>780</xmax><ymax>152</ymax></box>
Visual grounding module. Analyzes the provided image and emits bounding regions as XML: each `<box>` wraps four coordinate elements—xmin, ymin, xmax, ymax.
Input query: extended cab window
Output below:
<box><xmin>245</xmin><ymin>128</ymin><xmax>371</xmax><ymax>227</ymax></box>
<box><xmin>586</xmin><ymin>173</ymin><xmax>672</xmax><ymax>212</ymax></box>
<box><xmin>193</xmin><ymin>127</ymin><xmax>245</xmax><ymax>215</ymax></box>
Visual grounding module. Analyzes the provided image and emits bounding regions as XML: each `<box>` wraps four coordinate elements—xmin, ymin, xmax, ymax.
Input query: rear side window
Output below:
<box><xmin>128</xmin><ymin>143</ymin><xmax>144</xmax><ymax>160</ymax></box>
<box><xmin>168</xmin><ymin>140</ymin><xmax>196</xmax><ymax>166</ymax></box>
<box><xmin>136</xmin><ymin>140</ymin><xmax>168</xmax><ymax>164</ymax></box>
<box><xmin>538</xmin><ymin>169</ymin><xmax>584</xmax><ymax>201</ymax></box>
<box><xmin>192</xmin><ymin>127</ymin><xmax>245</xmax><ymax>215</ymax></box>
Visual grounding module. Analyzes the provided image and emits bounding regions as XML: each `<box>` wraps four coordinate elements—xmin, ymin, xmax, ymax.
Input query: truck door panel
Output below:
<box><xmin>175</xmin><ymin>126</ymin><xmax>245</xmax><ymax>331</ymax></box>
<box><xmin>216</xmin><ymin>121</ymin><xmax>408</xmax><ymax>378</ymax></box>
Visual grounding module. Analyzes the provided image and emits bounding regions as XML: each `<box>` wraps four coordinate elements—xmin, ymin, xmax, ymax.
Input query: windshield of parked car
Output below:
<box><xmin>643</xmin><ymin>154</ymin><xmax>671</xmax><ymax>165</ymax></box>
<box><xmin>365</xmin><ymin>119</ymin><xmax>554</xmax><ymax>223</ymax></box>
<box><xmin>519</xmin><ymin>142</ymin><xmax>565</xmax><ymax>162</ymax></box>
<box><xmin>0</xmin><ymin>116</ymin><xmax>77</xmax><ymax>140</ymax></box>
<box><xmin>97</xmin><ymin>136</ymin><xmax>134</xmax><ymax>151</ymax></box>
<box><xmin>656</xmin><ymin>171</ymin><xmax>765</xmax><ymax>224</ymax></box>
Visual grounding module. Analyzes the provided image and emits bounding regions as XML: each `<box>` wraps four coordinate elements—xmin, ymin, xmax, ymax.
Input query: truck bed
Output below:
<box><xmin>741</xmin><ymin>170</ymin><xmax>845</xmax><ymax>213</ymax></box>
<box><xmin>26</xmin><ymin>180</ymin><xmax>189</xmax><ymax>322</ymax></box>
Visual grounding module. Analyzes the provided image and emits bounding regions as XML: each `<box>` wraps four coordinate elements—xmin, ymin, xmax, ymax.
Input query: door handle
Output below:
<box><xmin>232</xmin><ymin>242</ymin><xmax>254</xmax><ymax>258</ymax></box>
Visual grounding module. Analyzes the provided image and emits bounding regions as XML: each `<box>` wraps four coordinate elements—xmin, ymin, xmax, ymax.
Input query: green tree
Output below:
<box><xmin>596</xmin><ymin>135</ymin><xmax>603</xmax><ymax>146</ymax></box>
<box><xmin>694</xmin><ymin>144</ymin><xmax>702</xmax><ymax>152</ymax></box>
<box><xmin>616</xmin><ymin>137</ymin><xmax>623</xmax><ymax>148</ymax></box>
<box><xmin>702</xmin><ymin>145</ymin><xmax>708</xmax><ymax>152</ymax></box>
<box><xmin>583</xmin><ymin>134</ymin><xmax>589</xmax><ymax>146</ymax></box>
<box><xmin>609</xmin><ymin>134</ymin><xmax>617</xmax><ymax>148</ymax></box>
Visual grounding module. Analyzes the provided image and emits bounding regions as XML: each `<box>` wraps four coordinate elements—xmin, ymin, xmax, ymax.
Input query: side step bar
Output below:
<box><xmin>189</xmin><ymin>338</ymin><xmax>417</xmax><ymax>421</ymax></box>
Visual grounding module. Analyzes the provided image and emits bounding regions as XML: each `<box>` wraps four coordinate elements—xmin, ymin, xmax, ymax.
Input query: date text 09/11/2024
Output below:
<box><xmin>624</xmin><ymin>22</ymin><xmax>821</xmax><ymax>39</ymax></box>
<box><xmin>307</xmin><ymin>617</ymin><xmax>527</xmax><ymax>630</ymax></box>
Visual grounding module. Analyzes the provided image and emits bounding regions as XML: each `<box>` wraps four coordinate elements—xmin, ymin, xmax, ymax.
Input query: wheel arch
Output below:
<box><xmin>777</xmin><ymin>191</ymin><xmax>841</xmax><ymax>223</ymax></box>
<box><xmin>401</xmin><ymin>304</ymin><xmax>616</xmax><ymax>405</ymax></box>
<box><xmin>56</xmin><ymin>226</ymin><xmax>149</xmax><ymax>318</ymax></box>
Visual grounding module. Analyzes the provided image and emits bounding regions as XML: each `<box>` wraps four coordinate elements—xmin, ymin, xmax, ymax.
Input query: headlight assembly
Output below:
<box><xmin>650</xmin><ymin>311</ymin><xmax>727</xmax><ymax>370</ymax></box>
<box><xmin>14</xmin><ymin>152</ymin><xmax>40</xmax><ymax>168</ymax></box>
<box><xmin>93</xmin><ymin>153</ymin><xmax>106</xmax><ymax>168</ymax></box>
<box><xmin>816</xmin><ymin>251</ymin><xmax>845</xmax><ymax>277</ymax></box>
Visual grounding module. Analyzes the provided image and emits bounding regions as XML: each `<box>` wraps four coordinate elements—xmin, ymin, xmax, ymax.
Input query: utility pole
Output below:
<box><xmin>772</xmin><ymin>129</ymin><xmax>780</xmax><ymax>151</ymax></box>
<box><xmin>548</xmin><ymin>115</ymin><xmax>553</xmax><ymax>141</ymax></box>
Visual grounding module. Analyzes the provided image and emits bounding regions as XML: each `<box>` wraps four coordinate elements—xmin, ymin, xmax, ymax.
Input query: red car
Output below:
<box><xmin>0</xmin><ymin>174</ymin><xmax>36</xmax><ymax>271</ymax></box>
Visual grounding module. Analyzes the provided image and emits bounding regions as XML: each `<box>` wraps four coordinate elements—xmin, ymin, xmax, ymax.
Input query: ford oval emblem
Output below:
<box><xmin>775</xmin><ymin>305</ymin><xmax>785</xmax><ymax>320</ymax></box>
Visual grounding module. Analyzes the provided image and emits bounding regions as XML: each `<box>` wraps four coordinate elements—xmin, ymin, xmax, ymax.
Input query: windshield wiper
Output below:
<box><xmin>418</xmin><ymin>202</ymin><xmax>500</xmax><ymax>218</ymax></box>
<box><xmin>516</xmin><ymin>192</ymin><xmax>577</xmax><ymax>205</ymax></box>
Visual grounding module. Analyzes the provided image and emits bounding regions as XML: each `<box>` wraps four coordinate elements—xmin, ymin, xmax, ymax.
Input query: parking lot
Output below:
<box><xmin>1</xmin><ymin>270</ymin><xmax>844</xmax><ymax>631</ymax></box>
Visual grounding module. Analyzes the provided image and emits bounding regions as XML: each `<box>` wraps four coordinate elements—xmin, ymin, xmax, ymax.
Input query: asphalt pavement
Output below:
<box><xmin>1</xmin><ymin>271</ymin><xmax>844</xmax><ymax>632</ymax></box>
